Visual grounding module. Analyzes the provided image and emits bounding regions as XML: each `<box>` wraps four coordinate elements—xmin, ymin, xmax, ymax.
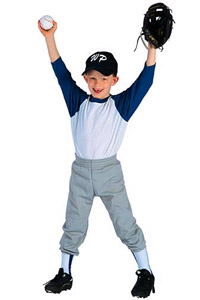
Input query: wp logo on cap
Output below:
<box><xmin>82</xmin><ymin>51</ymin><xmax>118</xmax><ymax>76</ymax></box>
<box><xmin>90</xmin><ymin>53</ymin><xmax>107</xmax><ymax>63</ymax></box>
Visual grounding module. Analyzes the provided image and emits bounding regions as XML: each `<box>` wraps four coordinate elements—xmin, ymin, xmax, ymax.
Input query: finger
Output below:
<box><xmin>38</xmin><ymin>20</ymin><xmax>42</xmax><ymax>29</ymax></box>
<box><xmin>52</xmin><ymin>21</ymin><xmax>57</xmax><ymax>29</ymax></box>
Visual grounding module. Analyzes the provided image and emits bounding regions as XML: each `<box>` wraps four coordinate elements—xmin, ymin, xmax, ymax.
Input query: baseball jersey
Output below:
<box><xmin>51</xmin><ymin>57</ymin><xmax>155</xmax><ymax>159</ymax></box>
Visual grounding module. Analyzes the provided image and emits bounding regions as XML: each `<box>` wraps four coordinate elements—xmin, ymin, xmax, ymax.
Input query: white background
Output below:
<box><xmin>0</xmin><ymin>0</ymin><xmax>199</xmax><ymax>299</ymax></box>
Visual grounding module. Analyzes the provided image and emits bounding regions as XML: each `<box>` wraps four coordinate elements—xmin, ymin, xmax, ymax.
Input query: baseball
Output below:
<box><xmin>40</xmin><ymin>15</ymin><xmax>54</xmax><ymax>30</ymax></box>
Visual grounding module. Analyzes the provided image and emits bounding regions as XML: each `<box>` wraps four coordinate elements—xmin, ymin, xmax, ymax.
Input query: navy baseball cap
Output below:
<box><xmin>82</xmin><ymin>51</ymin><xmax>118</xmax><ymax>76</ymax></box>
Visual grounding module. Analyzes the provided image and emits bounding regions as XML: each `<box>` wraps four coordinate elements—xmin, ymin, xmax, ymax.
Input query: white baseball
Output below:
<box><xmin>40</xmin><ymin>15</ymin><xmax>54</xmax><ymax>30</ymax></box>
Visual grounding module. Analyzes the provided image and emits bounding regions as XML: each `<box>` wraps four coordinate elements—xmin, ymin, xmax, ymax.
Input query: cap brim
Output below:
<box><xmin>82</xmin><ymin>66</ymin><xmax>114</xmax><ymax>76</ymax></box>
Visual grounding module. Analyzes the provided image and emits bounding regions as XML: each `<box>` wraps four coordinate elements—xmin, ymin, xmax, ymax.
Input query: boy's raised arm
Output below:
<box><xmin>38</xmin><ymin>20</ymin><xmax>60</xmax><ymax>63</ymax></box>
<box><xmin>38</xmin><ymin>19</ymin><xmax>88</xmax><ymax>118</ymax></box>
<box><xmin>146</xmin><ymin>42</ymin><xmax>156</xmax><ymax>66</ymax></box>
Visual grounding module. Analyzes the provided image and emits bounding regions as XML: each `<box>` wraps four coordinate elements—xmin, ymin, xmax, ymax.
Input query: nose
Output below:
<box><xmin>94</xmin><ymin>79</ymin><xmax>101</xmax><ymax>87</ymax></box>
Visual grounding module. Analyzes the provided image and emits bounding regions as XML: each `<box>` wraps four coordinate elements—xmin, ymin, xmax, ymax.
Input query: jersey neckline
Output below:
<box><xmin>89</xmin><ymin>95</ymin><xmax>112</xmax><ymax>103</ymax></box>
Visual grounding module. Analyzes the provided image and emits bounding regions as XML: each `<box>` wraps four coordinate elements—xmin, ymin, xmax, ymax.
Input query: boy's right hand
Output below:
<box><xmin>38</xmin><ymin>20</ymin><xmax>57</xmax><ymax>39</ymax></box>
<box><xmin>38</xmin><ymin>19</ymin><xmax>60</xmax><ymax>62</ymax></box>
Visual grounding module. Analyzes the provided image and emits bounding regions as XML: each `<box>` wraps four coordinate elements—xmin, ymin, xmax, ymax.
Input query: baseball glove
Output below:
<box><xmin>134</xmin><ymin>2</ymin><xmax>175</xmax><ymax>51</ymax></box>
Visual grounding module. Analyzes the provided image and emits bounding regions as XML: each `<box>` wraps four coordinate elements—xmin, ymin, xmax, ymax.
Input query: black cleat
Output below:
<box><xmin>44</xmin><ymin>268</ymin><xmax>73</xmax><ymax>294</ymax></box>
<box><xmin>131</xmin><ymin>269</ymin><xmax>155</xmax><ymax>298</ymax></box>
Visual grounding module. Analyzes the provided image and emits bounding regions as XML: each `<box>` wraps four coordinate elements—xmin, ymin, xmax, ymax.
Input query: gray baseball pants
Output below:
<box><xmin>60</xmin><ymin>154</ymin><xmax>146</xmax><ymax>255</ymax></box>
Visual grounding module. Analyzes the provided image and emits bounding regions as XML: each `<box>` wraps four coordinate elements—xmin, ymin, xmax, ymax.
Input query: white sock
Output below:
<box><xmin>61</xmin><ymin>252</ymin><xmax>73</xmax><ymax>275</ymax></box>
<box><xmin>132</xmin><ymin>248</ymin><xmax>152</xmax><ymax>273</ymax></box>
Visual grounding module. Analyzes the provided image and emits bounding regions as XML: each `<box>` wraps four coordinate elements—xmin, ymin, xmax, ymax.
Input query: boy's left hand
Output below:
<box><xmin>148</xmin><ymin>42</ymin><xmax>156</xmax><ymax>50</ymax></box>
<box><xmin>146</xmin><ymin>42</ymin><xmax>156</xmax><ymax>66</ymax></box>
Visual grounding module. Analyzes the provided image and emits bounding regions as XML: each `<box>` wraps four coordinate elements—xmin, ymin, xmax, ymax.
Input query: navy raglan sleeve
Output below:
<box><xmin>113</xmin><ymin>63</ymin><xmax>156</xmax><ymax>122</ymax></box>
<box><xmin>51</xmin><ymin>57</ymin><xmax>88</xmax><ymax>117</ymax></box>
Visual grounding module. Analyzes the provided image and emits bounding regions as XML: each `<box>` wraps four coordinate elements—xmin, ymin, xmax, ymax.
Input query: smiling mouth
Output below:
<box><xmin>93</xmin><ymin>88</ymin><xmax>103</xmax><ymax>94</ymax></box>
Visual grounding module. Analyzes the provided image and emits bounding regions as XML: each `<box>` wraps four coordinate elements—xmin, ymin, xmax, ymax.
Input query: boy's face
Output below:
<box><xmin>83</xmin><ymin>70</ymin><xmax>119</xmax><ymax>99</ymax></box>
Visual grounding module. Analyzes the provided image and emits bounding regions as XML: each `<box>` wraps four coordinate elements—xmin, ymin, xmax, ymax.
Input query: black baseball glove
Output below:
<box><xmin>134</xmin><ymin>2</ymin><xmax>175</xmax><ymax>51</ymax></box>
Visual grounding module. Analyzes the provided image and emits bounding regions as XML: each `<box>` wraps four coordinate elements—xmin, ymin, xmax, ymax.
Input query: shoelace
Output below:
<box><xmin>43</xmin><ymin>271</ymin><xmax>64</xmax><ymax>286</ymax></box>
<box><xmin>135</xmin><ymin>270</ymin><xmax>152</xmax><ymax>288</ymax></box>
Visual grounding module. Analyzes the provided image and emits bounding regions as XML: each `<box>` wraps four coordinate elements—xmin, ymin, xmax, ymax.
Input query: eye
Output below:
<box><xmin>103</xmin><ymin>78</ymin><xmax>107</xmax><ymax>81</ymax></box>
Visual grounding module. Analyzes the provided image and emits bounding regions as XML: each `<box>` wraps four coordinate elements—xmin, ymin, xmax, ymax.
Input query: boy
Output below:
<box><xmin>38</xmin><ymin>19</ymin><xmax>156</xmax><ymax>298</ymax></box>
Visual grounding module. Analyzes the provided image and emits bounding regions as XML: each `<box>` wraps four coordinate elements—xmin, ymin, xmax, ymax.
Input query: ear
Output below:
<box><xmin>83</xmin><ymin>73</ymin><xmax>88</xmax><ymax>83</ymax></box>
<box><xmin>112</xmin><ymin>76</ymin><xmax>119</xmax><ymax>86</ymax></box>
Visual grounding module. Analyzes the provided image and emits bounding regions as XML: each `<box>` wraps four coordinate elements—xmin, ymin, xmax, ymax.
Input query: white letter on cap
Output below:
<box><xmin>99</xmin><ymin>55</ymin><xmax>107</xmax><ymax>62</ymax></box>
<box><xmin>90</xmin><ymin>54</ymin><xmax>99</xmax><ymax>62</ymax></box>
